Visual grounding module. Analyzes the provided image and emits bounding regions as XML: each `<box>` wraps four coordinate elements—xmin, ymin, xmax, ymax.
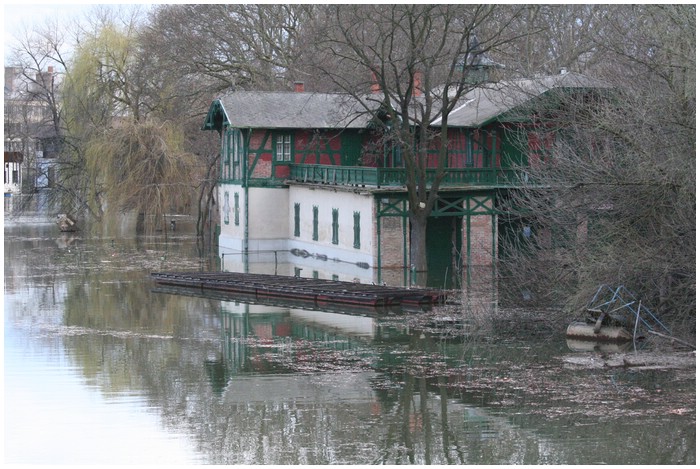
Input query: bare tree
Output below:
<box><xmin>5</xmin><ymin>18</ymin><xmax>70</xmax><ymax>209</ymax></box>
<box><xmin>309</xmin><ymin>4</ymin><xmax>524</xmax><ymax>272</ymax></box>
<box><xmin>501</xmin><ymin>5</ymin><xmax>695</xmax><ymax>332</ymax></box>
<box><xmin>144</xmin><ymin>4</ymin><xmax>314</xmax><ymax>92</ymax></box>
<box><xmin>496</xmin><ymin>5</ymin><xmax>610</xmax><ymax>76</ymax></box>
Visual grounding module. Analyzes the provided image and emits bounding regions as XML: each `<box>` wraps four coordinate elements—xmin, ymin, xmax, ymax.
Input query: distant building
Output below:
<box><xmin>4</xmin><ymin>66</ymin><xmax>61</xmax><ymax>195</ymax></box>
<box><xmin>202</xmin><ymin>72</ymin><xmax>608</xmax><ymax>285</ymax></box>
<box><xmin>4</xmin><ymin>151</ymin><xmax>23</xmax><ymax>194</ymax></box>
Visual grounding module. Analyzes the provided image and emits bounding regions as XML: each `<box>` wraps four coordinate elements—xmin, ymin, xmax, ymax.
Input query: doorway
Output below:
<box><xmin>426</xmin><ymin>216</ymin><xmax>462</xmax><ymax>289</ymax></box>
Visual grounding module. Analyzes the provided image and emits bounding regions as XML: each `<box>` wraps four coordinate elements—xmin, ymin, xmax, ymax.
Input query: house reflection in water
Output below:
<box><xmin>217</xmin><ymin>301</ymin><xmax>378</xmax><ymax>377</ymax></box>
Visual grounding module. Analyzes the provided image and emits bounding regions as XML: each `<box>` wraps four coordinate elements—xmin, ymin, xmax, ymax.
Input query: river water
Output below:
<box><xmin>4</xmin><ymin>202</ymin><xmax>695</xmax><ymax>465</ymax></box>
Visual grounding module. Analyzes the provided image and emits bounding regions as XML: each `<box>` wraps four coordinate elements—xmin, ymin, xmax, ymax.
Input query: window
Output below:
<box><xmin>222</xmin><ymin>129</ymin><xmax>243</xmax><ymax>180</ymax></box>
<box><xmin>312</xmin><ymin>206</ymin><xmax>319</xmax><ymax>241</ymax></box>
<box><xmin>223</xmin><ymin>191</ymin><xmax>230</xmax><ymax>225</ymax></box>
<box><xmin>469</xmin><ymin>129</ymin><xmax>498</xmax><ymax>168</ymax></box>
<box><xmin>294</xmin><ymin>203</ymin><xmax>300</xmax><ymax>237</ymax></box>
<box><xmin>226</xmin><ymin>129</ymin><xmax>243</xmax><ymax>180</ymax></box>
<box><xmin>275</xmin><ymin>134</ymin><xmax>292</xmax><ymax>162</ymax></box>
<box><xmin>331</xmin><ymin>208</ymin><xmax>339</xmax><ymax>245</ymax></box>
<box><xmin>232</xmin><ymin>131</ymin><xmax>241</xmax><ymax>178</ymax></box>
<box><xmin>384</xmin><ymin>140</ymin><xmax>403</xmax><ymax>168</ymax></box>
<box><xmin>222</xmin><ymin>132</ymin><xmax>231</xmax><ymax>180</ymax></box>
<box><xmin>234</xmin><ymin>193</ymin><xmax>240</xmax><ymax>226</ymax></box>
<box><xmin>353</xmin><ymin>211</ymin><xmax>361</xmax><ymax>249</ymax></box>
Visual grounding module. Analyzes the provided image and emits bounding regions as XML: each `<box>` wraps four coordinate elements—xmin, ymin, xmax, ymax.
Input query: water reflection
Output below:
<box><xmin>4</xmin><ymin>204</ymin><xmax>695</xmax><ymax>465</ymax></box>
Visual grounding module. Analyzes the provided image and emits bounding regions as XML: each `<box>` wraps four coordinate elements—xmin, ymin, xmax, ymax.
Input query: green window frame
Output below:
<box><xmin>383</xmin><ymin>140</ymin><xmax>403</xmax><ymax>168</ymax></box>
<box><xmin>353</xmin><ymin>211</ymin><xmax>361</xmax><ymax>249</ymax></box>
<box><xmin>222</xmin><ymin>132</ymin><xmax>231</xmax><ymax>180</ymax></box>
<box><xmin>275</xmin><ymin>133</ymin><xmax>293</xmax><ymax>162</ymax></box>
<box><xmin>223</xmin><ymin>191</ymin><xmax>230</xmax><ymax>225</ymax></box>
<box><xmin>312</xmin><ymin>205</ymin><xmax>319</xmax><ymax>241</ymax></box>
<box><xmin>331</xmin><ymin>208</ymin><xmax>339</xmax><ymax>245</ymax></box>
<box><xmin>234</xmin><ymin>192</ymin><xmax>240</xmax><ymax>226</ymax></box>
<box><xmin>470</xmin><ymin>129</ymin><xmax>497</xmax><ymax>168</ymax></box>
<box><xmin>464</xmin><ymin>129</ymin><xmax>474</xmax><ymax>167</ymax></box>
<box><xmin>222</xmin><ymin>128</ymin><xmax>243</xmax><ymax>180</ymax></box>
<box><xmin>294</xmin><ymin>203</ymin><xmax>300</xmax><ymax>237</ymax></box>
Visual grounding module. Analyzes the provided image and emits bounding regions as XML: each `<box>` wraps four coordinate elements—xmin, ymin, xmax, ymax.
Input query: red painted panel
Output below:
<box><xmin>274</xmin><ymin>165</ymin><xmax>291</xmax><ymax>178</ymax></box>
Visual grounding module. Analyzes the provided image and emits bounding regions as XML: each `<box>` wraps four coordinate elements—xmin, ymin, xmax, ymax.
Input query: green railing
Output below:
<box><xmin>288</xmin><ymin>164</ymin><xmax>519</xmax><ymax>188</ymax></box>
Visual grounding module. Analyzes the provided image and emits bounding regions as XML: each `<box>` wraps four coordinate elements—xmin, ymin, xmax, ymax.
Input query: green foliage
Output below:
<box><xmin>63</xmin><ymin>23</ymin><xmax>136</xmax><ymax>132</ymax></box>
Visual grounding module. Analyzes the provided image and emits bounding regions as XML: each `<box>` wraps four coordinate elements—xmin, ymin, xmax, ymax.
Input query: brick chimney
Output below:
<box><xmin>412</xmin><ymin>70</ymin><xmax>423</xmax><ymax>97</ymax></box>
<box><xmin>294</xmin><ymin>81</ymin><xmax>305</xmax><ymax>92</ymax></box>
<box><xmin>370</xmin><ymin>71</ymin><xmax>381</xmax><ymax>94</ymax></box>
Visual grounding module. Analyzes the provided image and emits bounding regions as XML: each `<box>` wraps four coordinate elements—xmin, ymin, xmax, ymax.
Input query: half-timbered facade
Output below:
<box><xmin>202</xmin><ymin>72</ymin><xmax>606</xmax><ymax>286</ymax></box>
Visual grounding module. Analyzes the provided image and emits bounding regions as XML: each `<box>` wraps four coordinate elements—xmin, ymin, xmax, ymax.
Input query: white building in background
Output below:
<box><xmin>4</xmin><ymin>66</ymin><xmax>61</xmax><ymax>195</ymax></box>
<box><xmin>4</xmin><ymin>151</ymin><xmax>22</xmax><ymax>194</ymax></box>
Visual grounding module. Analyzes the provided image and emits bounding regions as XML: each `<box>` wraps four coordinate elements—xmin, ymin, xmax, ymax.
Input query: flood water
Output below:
<box><xmin>4</xmin><ymin>202</ymin><xmax>695</xmax><ymax>465</ymax></box>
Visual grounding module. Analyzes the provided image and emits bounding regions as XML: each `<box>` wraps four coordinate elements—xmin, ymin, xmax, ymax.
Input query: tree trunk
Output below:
<box><xmin>409</xmin><ymin>210</ymin><xmax>429</xmax><ymax>272</ymax></box>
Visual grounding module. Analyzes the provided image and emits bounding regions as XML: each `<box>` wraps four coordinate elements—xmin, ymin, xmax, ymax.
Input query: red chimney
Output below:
<box><xmin>412</xmin><ymin>70</ymin><xmax>423</xmax><ymax>97</ymax></box>
<box><xmin>370</xmin><ymin>71</ymin><xmax>381</xmax><ymax>94</ymax></box>
<box><xmin>294</xmin><ymin>81</ymin><xmax>305</xmax><ymax>92</ymax></box>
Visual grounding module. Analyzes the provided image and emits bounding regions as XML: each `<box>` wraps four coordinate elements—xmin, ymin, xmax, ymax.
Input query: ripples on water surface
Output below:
<box><xmin>4</xmin><ymin>204</ymin><xmax>695</xmax><ymax>465</ymax></box>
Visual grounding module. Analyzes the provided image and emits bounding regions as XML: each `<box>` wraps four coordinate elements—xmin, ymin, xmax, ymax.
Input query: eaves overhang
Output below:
<box><xmin>201</xmin><ymin>99</ymin><xmax>229</xmax><ymax>133</ymax></box>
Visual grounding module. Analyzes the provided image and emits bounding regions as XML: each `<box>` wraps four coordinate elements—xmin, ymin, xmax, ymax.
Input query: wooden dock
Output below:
<box><xmin>150</xmin><ymin>271</ymin><xmax>446</xmax><ymax>310</ymax></box>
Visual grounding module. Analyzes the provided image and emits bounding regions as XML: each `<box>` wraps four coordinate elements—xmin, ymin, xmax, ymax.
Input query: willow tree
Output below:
<box><xmin>311</xmin><ymin>4</ymin><xmax>523</xmax><ymax>272</ymax></box>
<box><xmin>85</xmin><ymin>121</ymin><xmax>197</xmax><ymax>232</ymax></box>
<box><xmin>59</xmin><ymin>7</ymin><xmax>203</xmax><ymax>231</ymax></box>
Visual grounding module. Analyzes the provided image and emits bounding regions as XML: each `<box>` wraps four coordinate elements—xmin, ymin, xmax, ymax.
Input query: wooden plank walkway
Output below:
<box><xmin>150</xmin><ymin>271</ymin><xmax>446</xmax><ymax>309</ymax></box>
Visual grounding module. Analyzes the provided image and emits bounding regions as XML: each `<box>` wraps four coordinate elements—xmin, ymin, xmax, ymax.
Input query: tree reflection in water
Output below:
<box><xmin>4</xmin><ymin>209</ymin><xmax>695</xmax><ymax>465</ymax></box>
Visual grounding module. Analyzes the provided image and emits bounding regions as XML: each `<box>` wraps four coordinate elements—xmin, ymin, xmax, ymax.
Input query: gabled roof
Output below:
<box><xmin>444</xmin><ymin>72</ymin><xmax>611</xmax><ymax>127</ymax></box>
<box><xmin>203</xmin><ymin>91</ymin><xmax>379</xmax><ymax>132</ymax></box>
<box><xmin>203</xmin><ymin>72</ymin><xmax>610</xmax><ymax>132</ymax></box>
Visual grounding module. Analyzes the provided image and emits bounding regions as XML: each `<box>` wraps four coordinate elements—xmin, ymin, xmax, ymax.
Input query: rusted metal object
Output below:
<box><xmin>151</xmin><ymin>271</ymin><xmax>445</xmax><ymax>311</ymax></box>
<box><xmin>566</xmin><ymin>284</ymin><xmax>672</xmax><ymax>344</ymax></box>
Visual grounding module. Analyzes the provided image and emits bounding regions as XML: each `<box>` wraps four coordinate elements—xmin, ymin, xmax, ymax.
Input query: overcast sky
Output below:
<box><xmin>5</xmin><ymin>4</ymin><xmax>85</xmax><ymax>61</ymax></box>
<box><xmin>3</xmin><ymin>3</ymin><xmax>151</xmax><ymax>66</ymax></box>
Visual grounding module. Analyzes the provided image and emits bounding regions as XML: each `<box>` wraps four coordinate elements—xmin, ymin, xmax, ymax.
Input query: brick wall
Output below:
<box><xmin>468</xmin><ymin>214</ymin><xmax>495</xmax><ymax>266</ymax></box>
<box><xmin>378</xmin><ymin>216</ymin><xmax>405</xmax><ymax>268</ymax></box>
<box><xmin>252</xmin><ymin>158</ymin><xmax>272</xmax><ymax>178</ymax></box>
<box><xmin>461</xmin><ymin>196</ymin><xmax>497</xmax><ymax>268</ymax></box>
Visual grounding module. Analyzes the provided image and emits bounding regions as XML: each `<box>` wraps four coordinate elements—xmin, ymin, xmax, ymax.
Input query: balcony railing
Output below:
<box><xmin>288</xmin><ymin>164</ymin><xmax>519</xmax><ymax>188</ymax></box>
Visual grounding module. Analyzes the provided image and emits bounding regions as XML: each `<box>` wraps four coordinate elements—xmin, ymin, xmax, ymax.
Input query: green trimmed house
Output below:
<box><xmin>202</xmin><ymin>72</ymin><xmax>606</xmax><ymax>286</ymax></box>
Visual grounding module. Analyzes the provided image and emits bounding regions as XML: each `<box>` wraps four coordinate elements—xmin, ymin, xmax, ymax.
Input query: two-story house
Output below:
<box><xmin>202</xmin><ymin>72</ymin><xmax>606</xmax><ymax>286</ymax></box>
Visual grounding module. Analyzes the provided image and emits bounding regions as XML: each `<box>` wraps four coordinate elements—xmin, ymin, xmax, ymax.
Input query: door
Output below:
<box><xmin>341</xmin><ymin>133</ymin><xmax>362</xmax><ymax>166</ymax></box>
<box><xmin>426</xmin><ymin>216</ymin><xmax>462</xmax><ymax>289</ymax></box>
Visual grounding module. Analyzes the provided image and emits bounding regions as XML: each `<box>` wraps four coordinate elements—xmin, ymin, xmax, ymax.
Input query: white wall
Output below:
<box><xmin>218</xmin><ymin>182</ymin><xmax>380</xmax><ymax>280</ymax></box>
<box><xmin>219</xmin><ymin>183</ymin><xmax>245</xmax><ymax>252</ymax></box>
<box><xmin>288</xmin><ymin>185</ymin><xmax>375</xmax><ymax>267</ymax></box>
<box><xmin>219</xmin><ymin>184</ymin><xmax>290</xmax><ymax>253</ymax></box>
